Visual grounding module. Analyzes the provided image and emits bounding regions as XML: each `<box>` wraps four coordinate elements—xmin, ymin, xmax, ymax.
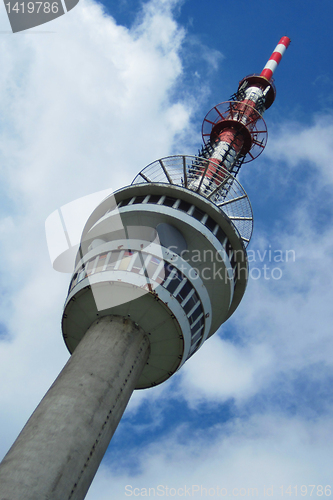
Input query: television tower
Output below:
<box><xmin>0</xmin><ymin>37</ymin><xmax>290</xmax><ymax>500</ymax></box>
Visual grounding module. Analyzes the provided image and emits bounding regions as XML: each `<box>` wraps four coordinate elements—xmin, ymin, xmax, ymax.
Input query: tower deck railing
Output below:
<box><xmin>132</xmin><ymin>155</ymin><xmax>253</xmax><ymax>245</ymax></box>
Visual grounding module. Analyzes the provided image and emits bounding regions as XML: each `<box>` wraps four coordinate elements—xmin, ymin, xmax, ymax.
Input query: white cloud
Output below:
<box><xmin>265</xmin><ymin>114</ymin><xmax>333</xmax><ymax>182</ymax></box>
<box><xmin>86</xmin><ymin>413</ymin><xmax>333</xmax><ymax>499</ymax></box>
<box><xmin>180</xmin><ymin>336</ymin><xmax>273</xmax><ymax>405</ymax></box>
<box><xmin>0</xmin><ymin>0</ymin><xmax>195</xmax><ymax>214</ymax></box>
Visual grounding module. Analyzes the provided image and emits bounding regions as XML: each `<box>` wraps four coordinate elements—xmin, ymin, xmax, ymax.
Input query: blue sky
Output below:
<box><xmin>103</xmin><ymin>0</ymin><xmax>332</xmax><ymax>117</ymax></box>
<box><xmin>0</xmin><ymin>0</ymin><xmax>333</xmax><ymax>498</ymax></box>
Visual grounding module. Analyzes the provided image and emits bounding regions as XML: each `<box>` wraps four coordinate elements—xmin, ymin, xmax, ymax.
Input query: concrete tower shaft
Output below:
<box><xmin>0</xmin><ymin>316</ymin><xmax>149</xmax><ymax>500</ymax></box>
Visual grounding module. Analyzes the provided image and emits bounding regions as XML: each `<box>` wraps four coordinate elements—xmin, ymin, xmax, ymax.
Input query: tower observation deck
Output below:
<box><xmin>0</xmin><ymin>37</ymin><xmax>290</xmax><ymax>500</ymax></box>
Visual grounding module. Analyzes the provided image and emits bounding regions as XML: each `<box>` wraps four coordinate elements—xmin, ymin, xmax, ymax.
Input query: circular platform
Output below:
<box><xmin>202</xmin><ymin>101</ymin><xmax>267</xmax><ymax>163</ymax></box>
<box><xmin>132</xmin><ymin>155</ymin><xmax>253</xmax><ymax>245</ymax></box>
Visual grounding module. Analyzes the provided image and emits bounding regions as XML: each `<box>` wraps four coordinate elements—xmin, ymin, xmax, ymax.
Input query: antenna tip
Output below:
<box><xmin>279</xmin><ymin>36</ymin><xmax>291</xmax><ymax>47</ymax></box>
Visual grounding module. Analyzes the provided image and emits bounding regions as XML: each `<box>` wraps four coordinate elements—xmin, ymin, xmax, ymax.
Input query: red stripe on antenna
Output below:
<box><xmin>260</xmin><ymin>36</ymin><xmax>291</xmax><ymax>81</ymax></box>
<box><xmin>270</xmin><ymin>52</ymin><xmax>283</xmax><ymax>64</ymax></box>
<box><xmin>279</xmin><ymin>36</ymin><xmax>291</xmax><ymax>48</ymax></box>
<box><xmin>261</xmin><ymin>68</ymin><xmax>273</xmax><ymax>80</ymax></box>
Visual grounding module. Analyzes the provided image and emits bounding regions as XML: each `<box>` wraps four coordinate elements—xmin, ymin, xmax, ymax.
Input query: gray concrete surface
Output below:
<box><xmin>0</xmin><ymin>315</ymin><xmax>150</xmax><ymax>500</ymax></box>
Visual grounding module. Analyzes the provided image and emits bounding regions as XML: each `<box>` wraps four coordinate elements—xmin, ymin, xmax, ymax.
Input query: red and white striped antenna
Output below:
<box><xmin>260</xmin><ymin>36</ymin><xmax>291</xmax><ymax>81</ymax></box>
<box><xmin>135</xmin><ymin>35</ymin><xmax>291</xmax><ymax>232</ymax></box>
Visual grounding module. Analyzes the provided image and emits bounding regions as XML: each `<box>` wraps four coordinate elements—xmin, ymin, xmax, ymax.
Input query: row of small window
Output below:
<box><xmin>69</xmin><ymin>250</ymin><xmax>206</xmax><ymax>348</ymax></box>
<box><xmin>114</xmin><ymin>194</ymin><xmax>238</xmax><ymax>275</ymax></box>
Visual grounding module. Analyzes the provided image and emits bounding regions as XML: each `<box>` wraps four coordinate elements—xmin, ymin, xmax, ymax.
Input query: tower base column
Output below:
<box><xmin>0</xmin><ymin>315</ymin><xmax>150</xmax><ymax>500</ymax></box>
